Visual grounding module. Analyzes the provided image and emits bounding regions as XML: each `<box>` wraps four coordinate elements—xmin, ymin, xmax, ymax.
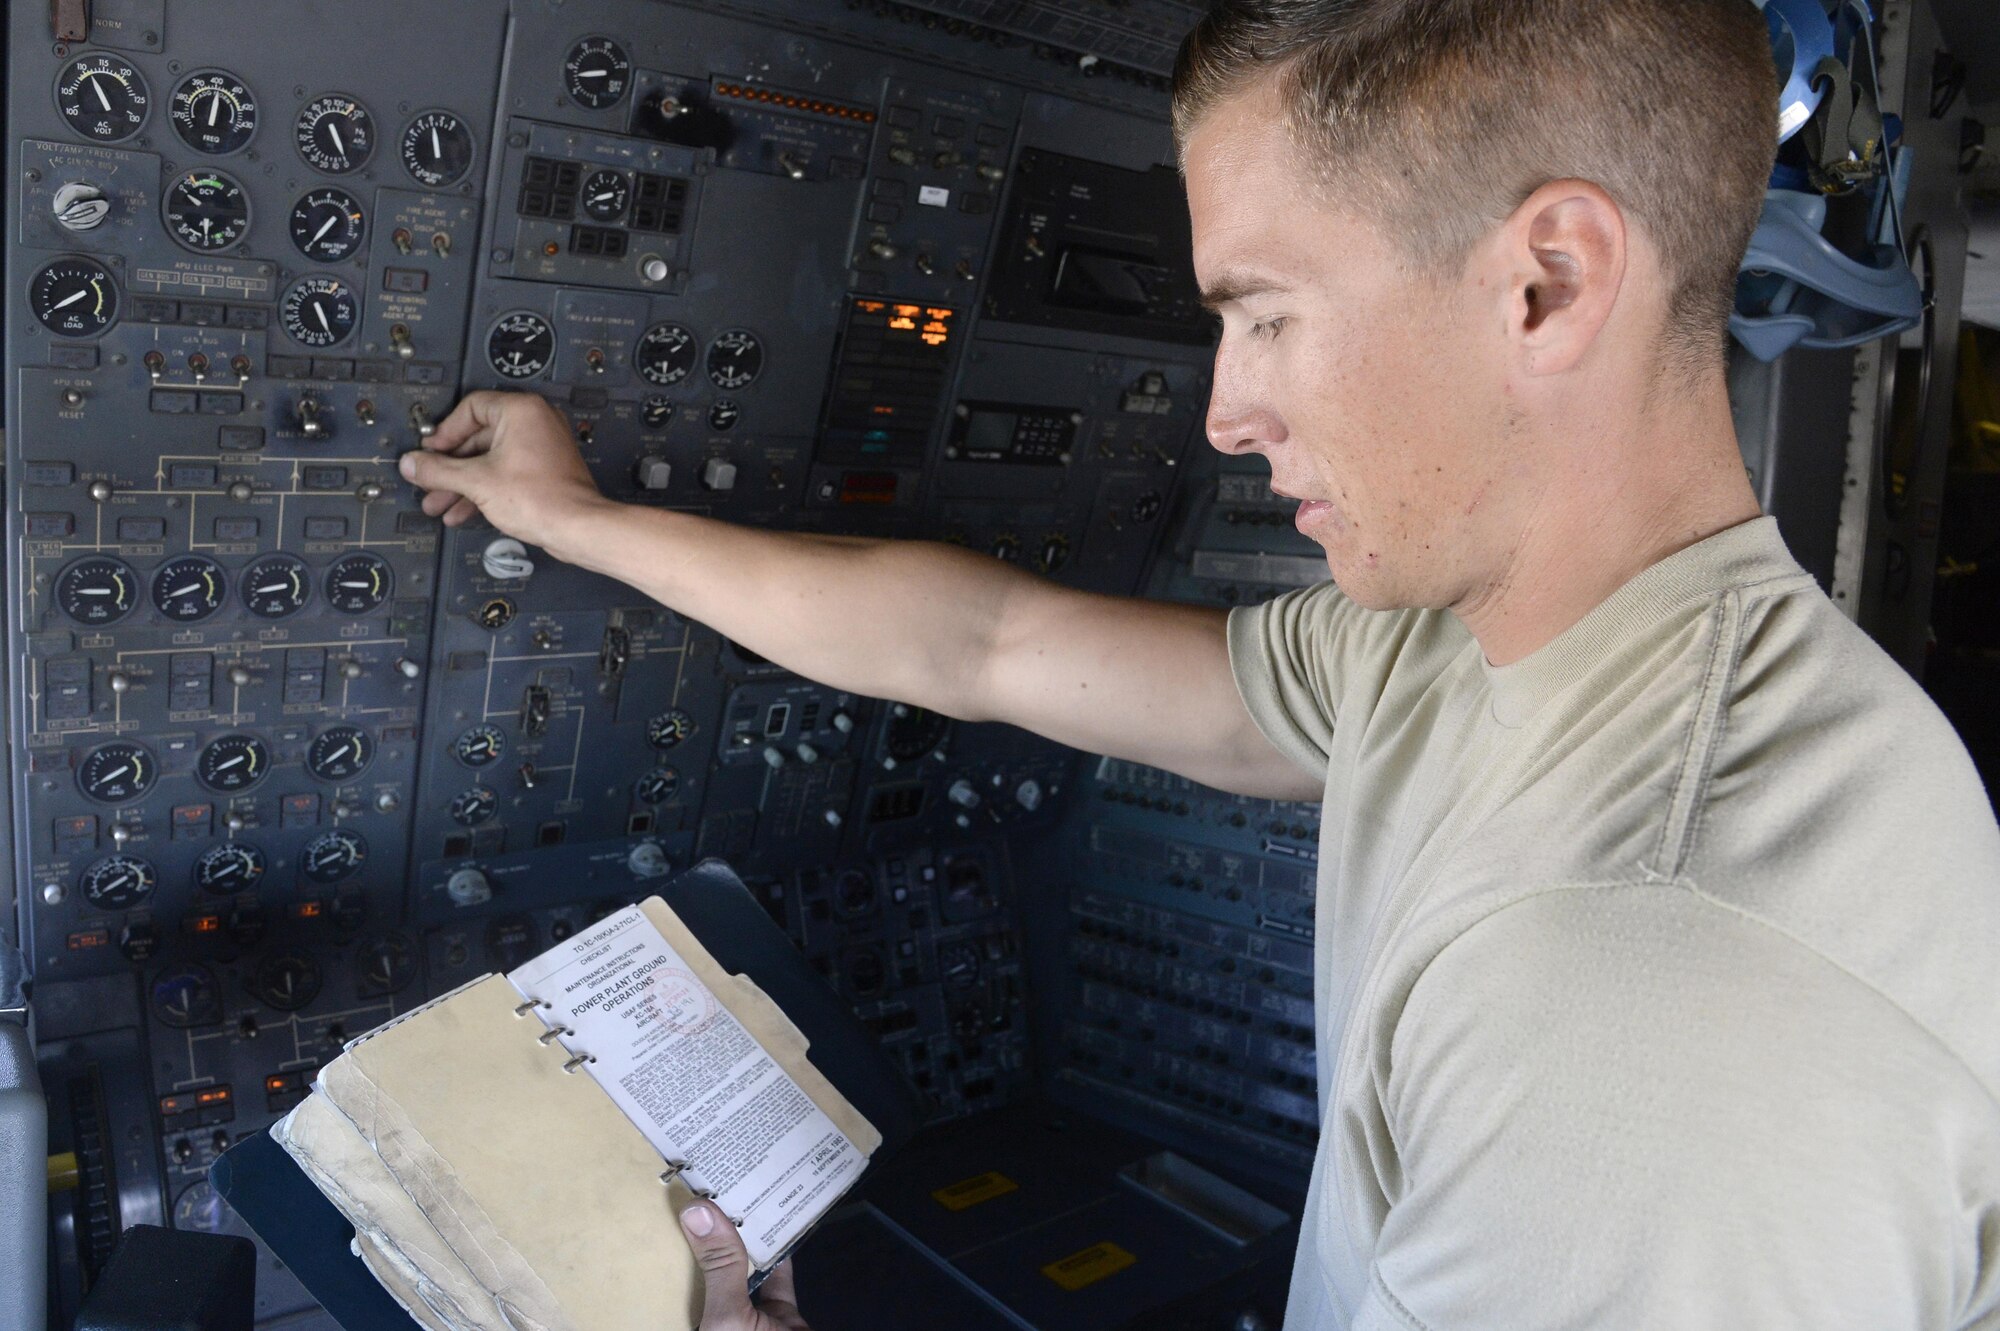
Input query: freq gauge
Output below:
<box><xmin>170</xmin><ymin>70</ymin><xmax>258</xmax><ymax>154</ymax></box>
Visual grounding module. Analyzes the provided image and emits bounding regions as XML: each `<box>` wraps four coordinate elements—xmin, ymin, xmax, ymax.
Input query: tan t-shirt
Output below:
<box><xmin>1227</xmin><ymin>516</ymin><xmax>2000</xmax><ymax>1330</ymax></box>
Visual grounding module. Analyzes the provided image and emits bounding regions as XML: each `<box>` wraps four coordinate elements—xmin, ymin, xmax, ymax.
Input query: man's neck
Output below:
<box><xmin>1454</xmin><ymin>375</ymin><xmax>1762</xmax><ymax>667</ymax></box>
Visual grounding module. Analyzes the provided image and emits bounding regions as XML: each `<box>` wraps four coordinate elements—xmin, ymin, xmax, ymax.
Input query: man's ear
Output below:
<box><xmin>1503</xmin><ymin>180</ymin><xmax>1627</xmax><ymax>376</ymax></box>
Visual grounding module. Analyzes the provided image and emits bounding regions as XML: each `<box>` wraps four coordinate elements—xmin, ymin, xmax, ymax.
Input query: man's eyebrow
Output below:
<box><xmin>1197</xmin><ymin>275</ymin><xmax>1287</xmax><ymax>312</ymax></box>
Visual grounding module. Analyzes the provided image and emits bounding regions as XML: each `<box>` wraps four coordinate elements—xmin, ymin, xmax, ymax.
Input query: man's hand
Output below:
<box><xmin>679</xmin><ymin>1202</ymin><xmax>809</xmax><ymax>1330</ymax></box>
<box><xmin>396</xmin><ymin>391</ymin><xmax>610</xmax><ymax>561</ymax></box>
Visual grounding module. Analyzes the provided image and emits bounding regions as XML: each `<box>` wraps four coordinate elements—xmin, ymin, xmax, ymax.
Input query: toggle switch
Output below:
<box><xmin>389</xmin><ymin>324</ymin><xmax>414</xmax><ymax>360</ymax></box>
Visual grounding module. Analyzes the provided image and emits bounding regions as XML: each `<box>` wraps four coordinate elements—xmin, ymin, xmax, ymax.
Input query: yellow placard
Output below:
<box><xmin>1040</xmin><ymin>1241</ymin><xmax>1137</xmax><ymax>1291</ymax></box>
<box><xmin>930</xmin><ymin>1170</ymin><xmax>1019</xmax><ymax>1212</ymax></box>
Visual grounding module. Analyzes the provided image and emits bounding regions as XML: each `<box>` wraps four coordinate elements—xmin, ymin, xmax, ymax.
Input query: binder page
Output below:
<box><xmin>506</xmin><ymin>905</ymin><xmax>865</xmax><ymax>1268</ymax></box>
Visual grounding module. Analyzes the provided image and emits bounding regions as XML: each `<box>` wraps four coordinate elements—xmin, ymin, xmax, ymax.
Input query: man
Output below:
<box><xmin>401</xmin><ymin>1</ymin><xmax>2000</xmax><ymax>1326</ymax></box>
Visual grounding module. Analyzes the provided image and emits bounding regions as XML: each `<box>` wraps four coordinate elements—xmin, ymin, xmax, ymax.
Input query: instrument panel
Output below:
<box><xmin>8</xmin><ymin>2</ymin><xmax>1332</xmax><ymax>1326</ymax></box>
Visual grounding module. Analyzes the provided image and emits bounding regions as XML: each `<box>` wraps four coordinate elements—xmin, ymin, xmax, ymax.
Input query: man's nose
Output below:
<box><xmin>1205</xmin><ymin>385</ymin><xmax>1281</xmax><ymax>455</ymax></box>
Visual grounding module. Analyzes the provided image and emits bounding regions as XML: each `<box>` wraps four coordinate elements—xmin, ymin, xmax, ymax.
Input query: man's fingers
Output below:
<box><xmin>680</xmin><ymin>1201</ymin><xmax>754</xmax><ymax>1328</ymax></box>
<box><xmin>427</xmin><ymin>390</ymin><xmax>514</xmax><ymax>453</ymax></box>
<box><xmin>440</xmin><ymin>497</ymin><xmax>480</xmax><ymax>527</ymax></box>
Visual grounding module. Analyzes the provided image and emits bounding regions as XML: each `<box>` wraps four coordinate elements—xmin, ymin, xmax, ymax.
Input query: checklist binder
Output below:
<box><xmin>271</xmin><ymin>888</ymin><xmax>883</xmax><ymax>1331</ymax></box>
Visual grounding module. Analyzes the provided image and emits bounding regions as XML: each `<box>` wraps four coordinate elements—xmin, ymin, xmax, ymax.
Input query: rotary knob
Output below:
<box><xmin>445</xmin><ymin>867</ymin><xmax>492</xmax><ymax>906</ymax></box>
<box><xmin>947</xmin><ymin>779</ymin><xmax>980</xmax><ymax>809</ymax></box>
<box><xmin>627</xmin><ymin>841</ymin><xmax>669</xmax><ymax>879</ymax></box>
<box><xmin>53</xmin><ymin>182</ymin><xmax>111</xmax><ymax>231</ymax></box>
<box><xmin>481</xmin><ymin>538</ymin><xmax>535</xmax><ymax>581</ymax></box>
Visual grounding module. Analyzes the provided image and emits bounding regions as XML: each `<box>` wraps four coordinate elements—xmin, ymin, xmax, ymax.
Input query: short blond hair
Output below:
<box><xmin>1173</xmin><ymin>0</ymin><xmax>1779</xmax><ymax>377</ymax></box>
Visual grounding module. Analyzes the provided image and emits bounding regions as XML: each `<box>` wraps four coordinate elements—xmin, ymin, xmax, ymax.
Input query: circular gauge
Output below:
<box><xmin>280</xmin><ymin>275</ymin><xmax>358</xmax><ymax>348</ymax></box>
<box><xmin>939</xmin><ymin>941</ymin><xmax>981</xmax><ymax>987</ymax></box>
<box><xmin>288</xmin><ymin>187</ymin><xmax>365</xmax><ymax>262</ymax></box>
<box><xmin>294</xmin><ymin>93</ymin><xmax>374</xmax><ymax>173</ymax></box>
<box><xmin>241</xmin><ymin>554</ymin><xmax>310</xmax><ymax>618</ymax></box>
<box><xmin>194</xmin><ymin>842</ymin><xmax>265</xmax><ymax>895</ymax></box>
<box><xmin>196</xmin><ymin>734</ymin><xmax>270</xmax><ymax>793</ymax></box>
<box><xmin>77</xmin><ymin>742</ymin><xmax>155</xmax><ymax>804</ymax></box>
<box><xmin>170</xmin><ymin>70</ymin><xmax>258</xmax><ymax>154</ymax></box>
<box><xmin>580</xmin><ymin>168</ymin><xmax>629</xmax><ymax>221</ymax></box>
<box><xmin>323</xmin><ymin>552</ymin><xmax>392</xmax><ymax>614</ymax></box>
<box><xmin>151</xmin><ymin>964</ymin><xmax>223</xmax><ymax>1029</ymax></box>
<box><xmin>56</xmin><ymin>52</ymin><xmax>150</xmax><ymax>141</ymax></box>
<box><xmin>150</xmin><ymin>555</ymin><xmax>226</xmax><ymax>623</ymax></box>
<box><xmin>55</xmin><ymin>555</ymin><xmax>138</xmax><ymax>624</ymax></box>
<box><xmin>635</xmin><ymin>323</ymin><xmax>696</xmax><ymax>387</ymax></box>
<box><xmin>705</xmin><ymin>329</ymin><xmax>764</xmax><ymax>390</ymax></box>
<box><xmin>450</xmin><ymin>786</ymin><xmax>498</xmax><ymax>826</ymax></box>
<box><xmin>641</xmin><ymin>395</ymin><xmax>674</xmax><ymax>429</ymax></box>
<box><xmin>563</xmin><ymin>37</ymin><xmax>632</xmax><ymax>109</ymax></box>
<box><xmin>400</xmin><ymin>109</ymin><xmax>473</xmax><ymax>187</ymax></box>
<box><xmin>32</xmin><ymin>257</ymin><xmax>118</xmax><ymax>337</ymax></box>
<box><xmin>79</xmin><ymin>855</ymin><xmax>157</xmax><ymax>910</ymax></box>
<box><xmin>453</xmin><ymin>724</ymin><xmax>504</xmax><ymax>768</ymax></box>
<box><xmin>356</xmin><ymin>932</ymin><xmax>417</xmax><ymax>998</ymax></box>
<box><xmin>708</xmin><ymin>399</ymin><xmax>741</xmax><ymax>432</ymax></box>
<box><xmin>306</xmin><ymin>725</ymin><xmax>374</xmax><ymax>782</ymax></box>
<box><xmin>250</xmin><ymin>950</ymin><xmax>323</xmax><ymax>1012</ymax></box>
<box><xmin>646</xmin><ymin>709</ymin><xmax>693</xmax><ymax>750</ymax></box>
<box><xmin>486</xmin><ymin>311</ymin><xmax>554</xmax><ymax>379</ymax></box>
<box><xmin>300</xmin><ymin>828</ymin><xmax>366</xmax><ymax>885</ymax></box>
<box><xmin>634</xmin><ymin>766</ymin><xmax>680</xmax><ymax>805</ymax></box>
<box><xmin>163</xmin><ymin>169</ymin><xmax>250</xmax><ymax>252</ymax></box>
<box><xmin>174</xmin><ymin>1182</ymin><xmax>247</xmax><ymax>1234</ymax></box>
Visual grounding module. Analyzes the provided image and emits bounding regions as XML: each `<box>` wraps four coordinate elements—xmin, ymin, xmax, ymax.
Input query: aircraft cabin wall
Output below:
<box><xmin>7</xmin><ymin>1</ymin><xmax>1334</xmax><ymax>1326</ymax></box>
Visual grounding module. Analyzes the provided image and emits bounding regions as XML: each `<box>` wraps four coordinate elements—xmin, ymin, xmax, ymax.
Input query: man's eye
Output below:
<box><xmin>1249</xmin><ymin>317</ymin><xmax>1287</xmax><ymax>341</ymax></box>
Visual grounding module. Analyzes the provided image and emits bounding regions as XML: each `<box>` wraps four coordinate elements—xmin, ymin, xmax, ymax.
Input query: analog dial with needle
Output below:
<box><xmin>150</xmin><ymin>555</ymin><xmax>226</xmax><ymax>622</ymax></box>
<box><xmin>399</xmin><ymin>110</ymin><xmax>473</xmax><ymax>186</ymax></box>
<box><xmin>32</xmin><ymin>258</ymin><xmax>118</xmax><ymax>337</ymax></box>
<box><xmin>56</xmin><ymin>556</ymin><xmax>138</xmax><ymax>624</ymax></box>
<box><xmin>251</xmin><ymin>951</ymin><xmax>322</xmax><ymax>1012</ymax></box>
<box><xmin>194</xmin><ymin>842</ymin><xmax>266</xmax><ymax>895</ymax></box>
<box><xmin>300</xmin><ymin>829</ymin><xmax>367</xmax><ymax>884</ymax></box>
<box><xmin>170</xmin><ymin>70</ymin><xmax>258</xmax><ymax>154</ymax></box>
<box><xmin>56</xmin><ymin>53</ymin><xmax>149</xmax><ymax>141</ymax></box>
<box><xmin>563</xmin><ymin>37</ymin><xmax>632</xmax><ymax>109</ymax></box>
<box><xmin>241</xmin><ymin>554</ymin><xmax>310</xmax><ymax>617</ymax></box>
<box><xmin>196</xmin><ymin>734</ymin><xmax>270</xmax><ymax>793</ymax></box>
<box><xmin>306</xmin><ymin>726</ymin><xmax>374</xmax><ymax>782</ymax></box>
<box><xmin>581</xmin><ymin>169</ymin><xmax>630</xmax><ymax>221</ymax></box>
<box><xmin>79</xmin><ymin>855</ymin><xmax>156</xmax><ymax>910</ymax></box>
<box><xmin>150</xmin><ymin>965</ymin><xmax>222</xmax><ymax>1028</ymax></box>
<box><xmin>163</xmin><ymin>170</ymin><xmax>250</xmax><ymax>253</ymax></box>
<box><xmin>323</xmin><ymin>552</ymin><xmax>392</xmax><ymax>614</ymax></box>
<box><xmin>280</xmin><ymin>276</ymin><xmax>358</xmax><ymax>348</ymax></box>
<box><xmin>453</xmin><ymin>724</ymin><xmax>504</xmax><ymax>768</ymax></box>
<box><xmin>77</xmin><ymin>742</ymin><xmax>155</xmax><ymax>803</ymax></box>
<box><xmin>295</xmin><ymin>94</ymin><xmax>374</xmax><ymax>173</ymax></box>
<box><xmin>289</xmin><ymin>187</ymin><xmax>365</xmax><ymax>262</ymax></box>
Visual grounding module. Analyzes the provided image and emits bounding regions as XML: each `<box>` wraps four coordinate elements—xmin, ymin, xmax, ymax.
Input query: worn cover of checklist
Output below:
<box><xmin>271</xmin><ymin>896</ymin><xmax>881</xmax><ymax>1331</ymax></box>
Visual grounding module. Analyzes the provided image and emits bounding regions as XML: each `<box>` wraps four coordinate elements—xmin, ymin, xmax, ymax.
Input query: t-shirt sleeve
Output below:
<box><xmin>1360</xmin><ymin>885</ymin><xmax>1972</xmax><ymax>1331</ymax></box>
<box><xmin>1225</xmin><ymin>582</ymin><xmax>1351</xmax><ymax>778</ymax></box>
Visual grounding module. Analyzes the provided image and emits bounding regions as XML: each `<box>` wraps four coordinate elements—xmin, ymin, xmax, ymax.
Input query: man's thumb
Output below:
<box><xmin>398</xmin><ymin>448</ymin><xmax>467</xmax><ymax>491</ymax></box>
<box><xmin>681</xmin><ymin>1202</ymin><xmax>753</xmax><ymax>1325</ymax></box>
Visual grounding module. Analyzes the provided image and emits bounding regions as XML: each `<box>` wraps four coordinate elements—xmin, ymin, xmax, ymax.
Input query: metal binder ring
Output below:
<box><xmin>513</xmin><ymin>999</ymin><xmax>544</xmax><ymax>1017</ymax></box>
<box><xmin>537</xmin><ymin>1024</ymin><xmax>572</xmax><ymax>1045</ymax></box>
<box><xmin>561</xmin><ymin>1053</ymin><xmax>595</xmax><ymax>1073</ymax></box>
<box><xmin>658</xmin><ymin>1158</ymin><xmax>691</xmax><ymax>1185</ymax></box>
